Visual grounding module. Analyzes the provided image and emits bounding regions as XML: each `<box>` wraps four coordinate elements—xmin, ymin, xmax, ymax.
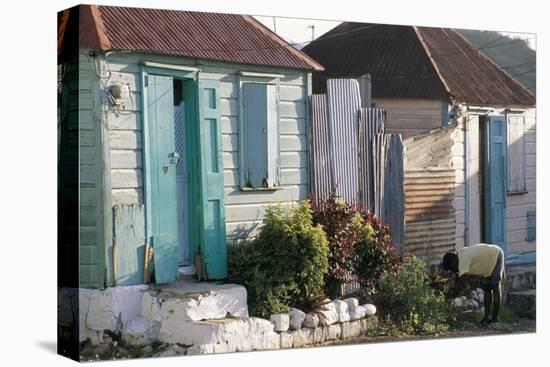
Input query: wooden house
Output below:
<box><xmin>303</xmin><ymin>23</ymin><xmax>536</xmax><ymax>264</ymax></box>
<box><xmin>58</xmin><ymin>5</ymin><xmax>323</xmax><ymax>288</ymax></box>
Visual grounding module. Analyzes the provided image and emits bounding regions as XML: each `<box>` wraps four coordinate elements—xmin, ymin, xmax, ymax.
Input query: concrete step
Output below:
<box><xmin>141</xmin><ymin>280</ymin><xmax>249</xmax><ymax>324</ymax></box>
<box><xmin>506</xmin><ymin>289</ymin><xmax>536</xmax><ymax>319</ymax></box>
<box><xmin>506</xmin><ymin>263</ymin><xmax>536</xmax><ymax>292</ymax></box>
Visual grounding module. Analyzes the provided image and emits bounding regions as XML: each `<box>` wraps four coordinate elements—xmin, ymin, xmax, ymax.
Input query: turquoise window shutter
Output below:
<box><xmin>146</xmin><ymin>74</ymin><xmax>179</xmax><ymax>284</ymax></box>
<box><xmin>242</xmin><ymin>83</ymin><xmax>279</xmax><ymax>188</ymax></box>
<box><xmin>198</xmin><ymin>79</ymin><xmax>227</xmax><ymax>279</ymax></box>
<box><xmin>484</xmin><ymin>115</ymin><xmax>508</xmax><ymax>255</ymax></box>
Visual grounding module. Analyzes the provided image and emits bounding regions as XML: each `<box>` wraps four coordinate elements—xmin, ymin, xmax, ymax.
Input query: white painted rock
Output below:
<box><xmin>303</xmin><ymin>312</ymin><xmax>320</xmax><ymax>328</ymax></box>
<box><xmin>453</xmin><ymin>297</ymin><xmax>464</xmax><ymax>307</ymax></box>
<box><xmin>289</xmin><ymin>308</ymin><xmax>306</xmax><ymax>330</ymax></box>
<box><xmin>349</xmin><ymin>305</ymin><xmax>367</xmax><ymax>320</ymax></box>
<box><xmin>122</xmin><ymin>317</ymin><xmax>160</xmax><ymax>346</ymax></box>
<box><xmin>270</xmin><ymin>313</ymin><xmax>290</xmax><ymax>332</ymax></box>
<box><xmin>343</xmin><ymin>298</ymin><xmax>359</xmax><ymax>310</ymax></box>
<box><xmin>293</xmin><ymin>328</ymin><xmax>314</xmax><ymax>347</ymax></box>
<box><xmin>315</xmin><ymin>301</ymin><xmax>339</xmax><ymax>326</ymax></box>
<box><xmin>341</xmin><ymin>320</ymin><xmax>362</xmax><ymax>339</ymax></box>
<box><xmin>333</xmin><ymin>300</ymin><xmax>350</xmax><ymax>322</ymax></box>
<box><xmin>362</xmin><ymin>304</ymin><xmax>376</xmax><ymax>317</ymax></box>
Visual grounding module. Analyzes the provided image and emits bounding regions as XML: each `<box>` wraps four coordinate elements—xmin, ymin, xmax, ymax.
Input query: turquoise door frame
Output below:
<box><xmin>484</xmin><ymin>115</ymin><xmax>508</xmax><ymax>255</ymax></box>
<box><xmin>141</xmin><ymin>64</ymin><xmax>227</xmax><ymax>282</ymax></box>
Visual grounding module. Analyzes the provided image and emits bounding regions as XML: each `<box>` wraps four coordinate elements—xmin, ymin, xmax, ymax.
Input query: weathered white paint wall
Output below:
<box><xmin>91</xmin><ymin>51</ymin><xmax>310</xmax><ymax>242</ymax></box>
<box><xmin>373</xmin><ymin>98</ymin><xmax>444</xmax><ymax>139</ymax></box>
<box><xmin>450</xmin><ymin>120</ymin><xmax>466</xmax><ymax>250</ymax></box>
<box><xmin>77</xmin><ymin>52</ymin><xmax>107</xmax><ymax>287</ymax></box>
<box><xmin>507</xmin><ymin>108</ymin><xmax>536</xmax><ymax>255</ymax></box>
<box><xmin>459</xmin><ymin>108</ymin><xmax>536</xmax><ymax>256</ymax></box>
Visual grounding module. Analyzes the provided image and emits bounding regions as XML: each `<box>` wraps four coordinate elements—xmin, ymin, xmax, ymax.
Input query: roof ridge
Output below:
<box><xmin>413</xmin><ymin>26</ymin><xmax>454</xmax><ymax>103</ymax></box>
<box><xmin>241</xmin><ymin>15</ymin><xmax>324</xmax><ymax>71</ymax></box>
<box><xmin>449</xmin><ymin>28</ymin><xmax>535</xmax><ymax>102</ymax></box>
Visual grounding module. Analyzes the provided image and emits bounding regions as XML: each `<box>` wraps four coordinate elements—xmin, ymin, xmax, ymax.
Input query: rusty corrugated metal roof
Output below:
<box><xmin>303</xmin><ymin>23</ymin><xmax>534</xmax><ymax>106</ymax></box>
<box><xmin>66</xmin><ymin>5</ymin><xmax>323</xmax><ymax>71</ymax></box>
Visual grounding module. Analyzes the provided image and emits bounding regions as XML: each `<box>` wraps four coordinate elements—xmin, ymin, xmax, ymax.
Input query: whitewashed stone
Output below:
<box><xmin>122</xmin><ymin>317</ymin><xmax>160</xmax><ymax>345</ymax></box>
<box><xmin>323</xmin><ymin>324</ymin><xmax>342</xmax><ymax>341</ymax></box>
<box><xmin>270</xmin><ymin>313</ymin><xmax>290</xmax><ymax>332</ymax></box>
<box><xmin>344</xmin><ymin>298</ymin><xmax>359</xmax><ymax>310</ymax></box>
<box><xmin>360</xmin><ymin>316</ymin><xmax>378</xmax><ymax>334</ymax></box>
<box><xmin>280</xmin><ymin>331</ymin><xmax>294</xmax><ymax>349</ymax></box>
<box><xmin>470</xmin><ymin>290</ymin><xmax>479</xmax><ymax>301</ymax></box>
<box><xmin>333</xmin><ymin>300</ymin><xmax>351</xmax><ymax>322</ymax></box>
<box><xmin>292</xmin><ymin>328</ymin><xmax>314</xmax><ymax>347</ymax></box>
<box><xmin>212</xmin><ymin>342</ymin><xmax>229</xmax><ymax>354</ymax></box>
<box><xmin>289</xmin><ymin>308</ymin><xmax>306</xmax><ymax>330</ymax></box>
<box><xmin>315</xmin><ymin>301</ymin><xmax>339</xmax><ymax>326</ymax></box>
<box><xmin>452</xmin><ymin>297</ymin><xmax>464</xmax><ymax>308</ymax></box>
<box><xmin>187</xmin><ymin>344</ymin><xmax>214</xmax><ymax>355</ymax></box>
<box><xmin>313</xmin><ymin>327</ymin><xmax>325</xmax><ymax>344</ymax></box>
<box><xmin>141</xmin><ymin>291</ymin><xmax>162</xmax><ymax>322</ymax></box>
<box><xmin>82</xmin><ymin>290</ymin><xmax>113</xmax><ymax>332</ymax></box>
<box><xmin>303</xmin><ymin>312</ymin><xmax>319</xmax><ymax>328</ymax></box>
<box><xmin>251</xmin><ymin>331</ymin><xmax>280</xmax><ymax>350</ymax></box>
<box><xmin>349</xmin><ymin>305</ymin><xmax>366</xmax><ymax>320</ymax></box>
<box><xmin>362</xmin><ymin>304</ymin><xmax>377</xmax><ymax>317</ymax></box>
<box><xmin>341</xmin><ymin>320</ymin><xmax>362</xmax><ymax>339</ymax></box>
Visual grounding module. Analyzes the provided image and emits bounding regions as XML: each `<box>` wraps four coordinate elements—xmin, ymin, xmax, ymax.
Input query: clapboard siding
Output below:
<box><xmin>99</xmin><ymin>52</ymin><xmax>310</xmax><ymax>242</ymax></box>
<box><xmin>373</xmin><ymin>98</ymin><xmax>443</xmax><ymax>139</ymax></box>
<box><xmin>506</xmin><ymin>108</ymin><xmax>536</xmax><ymax>254</ymax></box>
<box><xmin>78</xmin><ymin>52</ymin><xmax>105</xmax><ymax>288</ymax></box>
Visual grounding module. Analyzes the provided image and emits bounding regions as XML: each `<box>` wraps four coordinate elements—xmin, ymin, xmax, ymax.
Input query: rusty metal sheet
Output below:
<box><xmin>404</xmin><ymin>218</ymin><xmax>456</xmax><ymax>265</ymax></box>
<box><xmin>73</xmin><ymin>5</ymin><xmax>323</xmax><ymax>71</ymax></box>
<box><xmin>304</xmin><ymin>23</ymin><xmax>534</xmax><ymax>106</ymax></box>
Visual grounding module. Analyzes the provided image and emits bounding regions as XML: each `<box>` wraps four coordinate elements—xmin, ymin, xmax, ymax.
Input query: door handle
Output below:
<box><xmin>169</xmin><ymin>152</ymin><xmax>181</xmax><ymax>165</ymax></box>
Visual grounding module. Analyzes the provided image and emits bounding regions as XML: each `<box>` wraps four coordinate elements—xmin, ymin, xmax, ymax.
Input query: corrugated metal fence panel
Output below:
<box><xmin>326</xmin><ymin>79</ymin><xmax>361</xmax><ymax>203</ymax></box>
<box><xmin>404</xmin><ymin>168</ymin><xmax>456</xmax><ymax>263</ymax></box>
<box><xmin>310</xmin><ymin>93</ymin><xmax>333</xmax><ymax>203</ymax></box>
<box><xmin>358</xmin><ymin>108</ymin><xmax>386</xmax><ymax>210</ymax></box>
<box><xmin>404</xmin><ymin>218</ymin><xmax>456</xmax><ymax>264</ymax></box>
<box><xmin>383</xmin><ymin>134</ymin><xmax>405</xmax><ymax>249</ymax></box>
<box><xmin>404</xmin><ymin>168</ymin><xmax>455</xmax><ymax>223</ymax></box>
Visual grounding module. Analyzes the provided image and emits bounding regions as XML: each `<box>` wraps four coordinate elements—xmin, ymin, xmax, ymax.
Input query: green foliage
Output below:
<box><xmin>354</xmin><ymin>215</ymin><xmax>401</xmax><ymax>295</ymax></box>
<box><xmin>312</xmin><ymin>193</ymin><xmax>400</xmax><ymax>298</ymax></box>
<box><xmin>374</xmin><ymin>256</ymin><xmax>456</xmax><ymax>334</ymax></box>
<box><xmin>227</xmin><ymin>201</ymin><xmax>329</xmax><ymax>318</ymax></box>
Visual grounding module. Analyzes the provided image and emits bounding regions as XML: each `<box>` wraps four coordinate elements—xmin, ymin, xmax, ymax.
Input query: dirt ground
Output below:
<box><xmin>325</xmin><ymin>318</ymin><xmax>536</xmax><ymax>346</ymax></box>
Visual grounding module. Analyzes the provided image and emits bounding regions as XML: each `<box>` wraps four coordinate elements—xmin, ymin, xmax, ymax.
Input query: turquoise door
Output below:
<box><xmin>197</xmin><ymin>79</ymin><xmax>227</xmax><ymax>279</ymax></box>
<box><xmin>484</xmin><ymin>115</ymin><xmax>507</xmax><ymax>254</ymax></box>
<box><xmin>145</xmin><ymin>74</ymin><xmax>179</xmax><ymax>283</ymax></box>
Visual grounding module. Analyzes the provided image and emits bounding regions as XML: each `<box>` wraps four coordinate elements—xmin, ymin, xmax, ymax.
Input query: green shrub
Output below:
<box><xmin>227</xmin><ymin>201</ymin><xmax>329</xmax><ymax>318</ymax></box>
<box><xmin>354</xmin><ymin>214</ymin><xmax>401</xmax><ymax>295</ymax></box>
<box><xmin>374</xmin><ymin>256</ymin><xmax>456</xmax><ymax>334</ymax></box>
<box><xmin>312</xmin><ymin>193</ymin><xmax>399</xmax><ymax>298</ymax></box>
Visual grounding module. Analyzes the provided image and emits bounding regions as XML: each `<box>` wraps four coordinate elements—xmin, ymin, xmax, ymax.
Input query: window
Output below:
<box><xmin>507</xmin><ymin>113</ymin><xmax>526</xmax><ymax>194</ymax></box>
<box><xmin>240</xmin><ymin>81</ymin><xmax>280</xmax><ymax>189</ymax></box>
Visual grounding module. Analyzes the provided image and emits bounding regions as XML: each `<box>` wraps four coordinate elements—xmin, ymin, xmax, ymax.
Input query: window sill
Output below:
<box><xmin>507</xmin><ymin>190</ymin><xmax>528</xmax><ymax>196</ymax></box>
<box><xmin>240</xmin><ymin>186</ymin><xmax>284</xmax><ymax>192</ymax></box>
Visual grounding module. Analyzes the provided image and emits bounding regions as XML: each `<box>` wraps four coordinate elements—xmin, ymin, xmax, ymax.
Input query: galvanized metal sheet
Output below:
<box><xmin>326</xmin><ymin>79</ymin><xmax>361</xmax><ymax>203</ymax></box>
<box><xmin>358</xmin><ymin>107</ymin><xmax>386</xmax><ymax>210</ymax></box>
<box><xmin>310</xmin><ymin>93</ymin><xmax>333</xmax><ymax>203</ymax></box>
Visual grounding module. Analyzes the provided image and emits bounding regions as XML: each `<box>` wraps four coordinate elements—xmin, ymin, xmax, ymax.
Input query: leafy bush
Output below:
<box><xmin>354</xmin><ymin>213</ymin><xmax>401</xmax><ymax>294</ymax></box>
<box><xmin>227</xmin><ymin>201</ymin><xmax>329</xmax><ymax>318</ymax></box>
<box><xmin>374</xmin><ymin>256</ymin><xmax>455</xmax><ymax>334</ymax></box>
<box><xmin>311</xmin><ymin>193</ymin><xmax>399</xmax><ymax>297</ymax></box>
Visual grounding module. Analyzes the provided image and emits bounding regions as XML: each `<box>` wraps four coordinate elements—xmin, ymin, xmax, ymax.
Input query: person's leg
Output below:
<box><xmin>481</xmin><ymin>283</ymin><xmax>491</xmax><ymax>325</ymax></box>
<box><xmin>490</xmin><ymin>282</ymin><xmax>501</xmax><ymax>323</ymax></box>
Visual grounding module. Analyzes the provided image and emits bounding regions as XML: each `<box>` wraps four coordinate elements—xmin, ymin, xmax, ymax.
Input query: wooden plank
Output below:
<box><xmin>280</xmin><ymin>101</ymin><xmax>306</xmax><ymax>119</ymax></box>
<box><xmin>280</xmin><ymin>151</ymin><xmax>308</xmax><ymax>168</ymax></box>
<box><xmin>112</xmin><ymin>188</ymin><xmax>144</xmax><ymax>205</ymax></box>
<box><xmin>222</xmin><ymin>134</ymin><xmax>239</xmax><ymax>152</ymax></box>
<box><xmin>279</xmin><ymin>84</ymin><xmax>306</xmax><ymax>102</ymax></box>
<box><xmin>279</xmin><ymin>118</ymin><xmax>306</xmax><ymax>135</ymax></box>
<box><xmin>113</xmin><ymin>204</ymin><xmax>146</xmax><ymax>286</ymax></box>
<box><xmin>224</xmin><ymin>185</ymin><xmax>307</xmax><ymax>205</ymax></box>
<box><xmin>108</xmin><ymin>111</ymin><xmax>142</xmax><ymax>130</ymax></box>
<box><xmin>111</xmin><ymin>169</ymin><xmax>143</xmax><ymax>188</ymax></box>
<box><xmin>111</xmin><ymin>149</ymin><xmax>143</xmax><ymax>169</ymax></box>
<box><xmin>280</xmin><ymin>135</ymin><xmax>307</xmax><ymax>152</ymax></box>
<box><xmin>109</xmin><ymin>130</ymin><xmax>142</xmax><ymax>150</ymax></box>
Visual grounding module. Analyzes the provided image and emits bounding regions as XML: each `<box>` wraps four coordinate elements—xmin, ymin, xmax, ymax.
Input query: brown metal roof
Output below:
<box><xmin>67</xmin><ymin>5</ymin><xmax>323</xmax><ymax>71</ymax></box>
<box><xmin>303</xmin><ymin>23</ymin><xmax>534</xmax><ymax>106</ymax></box>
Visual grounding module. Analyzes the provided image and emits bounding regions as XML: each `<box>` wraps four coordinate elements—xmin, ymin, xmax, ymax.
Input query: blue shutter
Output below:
<box><xmin>527</xmin><ymin>211</ymin><xmax>536</xmax><ymax>241</ymax></box>
<box><xmin>146</xmin><ymin>74</ymin><xmax>179</xmax><ymax>284</ymax></box>
<box><xmin>243</xmin><ymin>83</ymin><xmax>278</xmax><ymax>188</ymax></box>
<box><xmin>484</xmin><ymin>115</ymin><xmax>507</xmax><ymax>254</ymax></box>
<box><xmin>198</xmin><ymin>79</ymin><xmax>227</xmax><ymax>279</ymax></box>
